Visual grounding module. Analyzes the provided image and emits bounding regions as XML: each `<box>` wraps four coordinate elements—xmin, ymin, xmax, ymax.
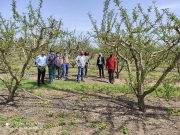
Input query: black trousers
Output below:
<box><xmin>98</xmin><ymin>64</ymin><xmax>104</xmax><ymax>77</ymax></box>
<box><xmin>108</xmin><ymin>69</ymin><xmax>114</xmax><ymax>83</ymax></box>
<box><xmin>56</xmin><ymin>66</ymin><xmax>62</xmax><ymax>79</ymax></box>
<box><xmin>37</xmin><ymin>68</ymin><xmax>46</xmax><ymax>86</ymax></box>
<box><xmin>85</xmin><ymin>63</ymin><xmax>88</xmax><ymax>76</ymax></box>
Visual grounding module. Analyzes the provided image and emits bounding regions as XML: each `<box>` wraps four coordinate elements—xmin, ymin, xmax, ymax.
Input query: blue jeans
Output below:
<box><xmin>61</xmin><ymin>63</ymin><xmax>69</xmax><ymax>78</ymax></box>
<box><xmin>48</xmin><ymin>66</ymin><xmax>56</xmax><ymax>84</ymax></box>
<box><xmin>77</xmin><ymin>67</ymin><xmax>84</xmax><ymax>81</ymax></box>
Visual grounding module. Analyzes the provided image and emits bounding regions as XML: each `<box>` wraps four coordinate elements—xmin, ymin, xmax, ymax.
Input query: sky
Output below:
<box><xmin>0</xmin><ymin>0</ymin><xmax>180</xmax><ymax>40</ymax></box>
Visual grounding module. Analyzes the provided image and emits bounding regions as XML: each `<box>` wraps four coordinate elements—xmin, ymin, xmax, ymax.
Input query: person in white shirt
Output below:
<box><xmin>35</xmin><ymin>50</ymin><xmax>47</xmax><ymax>87</ymax></box>
<box><xmin>75</xmin><ymin>51</ymin><xmax>86</xmax><ymax>83</ymax></box>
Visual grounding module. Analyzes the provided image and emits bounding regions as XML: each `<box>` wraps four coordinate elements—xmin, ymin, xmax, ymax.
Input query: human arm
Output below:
<box><xmin>75</xmin><ymin>56</ymin><xmax>80</xmax><ymax>67</ymax></box>
<box><xmin>35</xmin><ymin>56</ymin><xmax>39</xmax><ymax>67</ymax></box>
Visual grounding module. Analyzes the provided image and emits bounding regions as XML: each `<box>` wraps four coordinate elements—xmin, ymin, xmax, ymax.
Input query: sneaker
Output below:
<box><xmin>81</xmin><ymin>80</ymin><xmax>85</xmax><ymax>82</ymax></box>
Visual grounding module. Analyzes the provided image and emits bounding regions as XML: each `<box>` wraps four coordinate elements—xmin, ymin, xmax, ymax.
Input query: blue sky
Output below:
<box><xmin>0</xmin><ymin>0</ymin><xmax>180</xmax><ymax>35</ymax></box>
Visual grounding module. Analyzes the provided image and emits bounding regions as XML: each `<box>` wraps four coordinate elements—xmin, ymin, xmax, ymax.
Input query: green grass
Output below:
<box><xmin>19</xmin><ymin>78</ymin><xmax>129</xmax><ymax>94</ymax></box>
<box><xmin>0</xmin><ymin>115</ymin><xmax>37</xmax><ymax>130</ymax></box>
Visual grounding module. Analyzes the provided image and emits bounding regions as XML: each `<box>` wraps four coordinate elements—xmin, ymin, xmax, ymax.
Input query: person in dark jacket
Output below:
<box><xmin>96</xmin><ymin>53</ymin><xmax>105</xmax><ymax>78</ymax></box>
<box><xmin>106</xmin><ymin>53</ymin><xmax>116</xmax><ymax>84</ymax></box>
<box><xmin>55</xmin><ymin>52</ymin><xmax>63</xmax><ymax>80</ymax></box>
<box><xmin>47</xmin><ymin>50</ymin><xmax>56</xmax><ymax>84</ymax></box>
<box><xmin>84</xmin><ymin>51</ymin><xmax>90</xmax><ymax>77</ymax></box>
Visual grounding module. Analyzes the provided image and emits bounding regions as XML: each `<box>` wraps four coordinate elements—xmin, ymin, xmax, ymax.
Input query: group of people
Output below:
<box><xmin>35</xmin><ymin>49</ymin><xmax>116</xmax><ymax>87</ymax></box>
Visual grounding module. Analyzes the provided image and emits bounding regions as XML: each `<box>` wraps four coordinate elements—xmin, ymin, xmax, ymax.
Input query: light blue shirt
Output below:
<box><xmin>36</xmin><ymin>55</ymin><xmax>47</xmax><ymax>67</ymax></box>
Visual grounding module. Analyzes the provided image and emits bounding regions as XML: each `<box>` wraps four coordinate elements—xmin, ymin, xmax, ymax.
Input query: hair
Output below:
<box><xmin>99</xmin><ymin>53</ymin><xmax>102</xmax><ymax>56</ymax></box>
<box><xmin>85</xmin><ymin>51</ymin><xmax>89</xmax><ymax>56</ymax></box>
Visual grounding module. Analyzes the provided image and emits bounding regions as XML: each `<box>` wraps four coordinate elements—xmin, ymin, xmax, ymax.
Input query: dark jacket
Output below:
<box><xmin>97</xmin><ymin>56</ymin><xmax>105</xmax><ymax>66</ymax></box>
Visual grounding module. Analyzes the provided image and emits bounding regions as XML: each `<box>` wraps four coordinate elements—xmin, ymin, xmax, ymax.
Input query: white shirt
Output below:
<box><xmin>75</xmin><ymin>55</ymin><xmax>86</xmax><ymax>68</ymax></box>
<box><xmin>36</xmin><ymin>55</ymin><xmax>47</xmax><ymax>67</ymax></box>
<box><xmin>99</xmin><ymin>57</ymin><xmax>102</xmax><ymax>64</ymax></box>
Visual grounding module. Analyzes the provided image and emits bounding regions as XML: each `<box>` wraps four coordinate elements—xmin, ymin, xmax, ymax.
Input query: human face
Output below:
<box><xmin>51</xmin><ymin>51</ymin><xmax>55</xmax><ymax>55</ymax></box>
<box><xmin>41</xmin><ymin>50</ymin><xmax>45</xmax><ymax>56</ymax></box>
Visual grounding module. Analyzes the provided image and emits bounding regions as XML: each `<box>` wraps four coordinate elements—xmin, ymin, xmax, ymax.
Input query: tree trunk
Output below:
<box><xmin>138</xmin><ymin>97</ymin><xmax>146</xmax><ymax>112</ymax></box>
<box><xmin>7</xmin><ymin>90</ymin><xmax>16</xmax><ymax>103</ymax></box>
<box><xmin>115</xmin><ymin>71</ymin><xmax>119</xmax><ymax>78</ymax></box>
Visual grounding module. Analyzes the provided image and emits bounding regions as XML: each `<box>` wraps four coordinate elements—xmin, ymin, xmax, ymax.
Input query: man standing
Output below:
<box><xmin>106</xmin><ymin>53</ymin><xmax>116</xmax><ymax>84</ymax></box>
<box><xmin>36</xmin><ymin>50</ymin><xmax>47</xmax><ymax>87</ymax></box>
<box><xmin>47</xmin><ymin>50</ymin><xmax>56</xmax><ymax>84</ymax></box>
<box><xmin>84</xmin><ymin>51</ymin><xmax>90</xmax><ymax>78</ymax></box>
<box><xmin>96</xmin><ymin>53</ymin><xmax>105</xmax><ymax>78</ymax></box>
<box><xmin>61</xmin><ymin>49</ymin><xmax>70</xmax><ymax>79</ymax></box>
<box><xmin>55</xmin><ymin>52</ymin><xmax>63</xmax><ymax>80</ymax></box>
<box><xmin>75</xmin><ymin>51</ymin><xmax>86</xmax><ymax>83</ymax></box>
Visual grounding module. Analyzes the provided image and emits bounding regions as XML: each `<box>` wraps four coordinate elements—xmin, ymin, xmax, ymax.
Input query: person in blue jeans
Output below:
<box><xmin>61</xmin><ymin>49</ymin><xmax>70</xmax><ymax>79</ymax></box>
<box><xmin>47</xmin><ymin>50</ymin><xmax>56</xmax><ymax>84</ymax></box>
<box><xmin>75</xmin><ymin>51</ymin><xmax>86</xmax><ymax>83</ymax></box>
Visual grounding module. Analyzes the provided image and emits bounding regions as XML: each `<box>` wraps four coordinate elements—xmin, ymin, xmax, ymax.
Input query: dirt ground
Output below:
<box><xmin>0</xmin><ymin>72</ymin><xmax>180</xmax><ymax>135</ymax></box>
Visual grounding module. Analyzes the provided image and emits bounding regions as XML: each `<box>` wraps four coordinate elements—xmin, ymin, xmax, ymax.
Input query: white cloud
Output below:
<box><xmin>158</xmin><ymin>3</ymin><xmax>180</xmax><ymax>10</ymax></box>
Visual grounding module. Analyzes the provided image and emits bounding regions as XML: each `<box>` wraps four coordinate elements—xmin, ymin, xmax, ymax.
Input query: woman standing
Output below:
<box><xmin>96</xmin><ymin>53</ymin><xmax>105</xmax><ymax>78</ymax></box>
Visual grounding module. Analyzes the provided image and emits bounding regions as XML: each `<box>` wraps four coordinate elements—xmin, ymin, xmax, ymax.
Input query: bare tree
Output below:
<box><xmin>0</xmin><ymin>0</ymin><xmax>63</xmax><ymax>102</ymax></box>
<box><xmin>89</xmin><ymin>0</ymin><xmax>180</xmax><ymax>112</ymax></box>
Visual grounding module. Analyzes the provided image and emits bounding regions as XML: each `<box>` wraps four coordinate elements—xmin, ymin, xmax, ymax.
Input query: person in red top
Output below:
<box><xmin>106</xmin><ymin>53</ymin><xmax>116</xmax><ymax>84</ymax></box>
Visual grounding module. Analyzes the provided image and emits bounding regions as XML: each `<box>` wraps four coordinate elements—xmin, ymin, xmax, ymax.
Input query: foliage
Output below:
<box><xmin>156</xmin><ymin>78</ymin><xmax>179</xmax><ymax>102</ymax></box>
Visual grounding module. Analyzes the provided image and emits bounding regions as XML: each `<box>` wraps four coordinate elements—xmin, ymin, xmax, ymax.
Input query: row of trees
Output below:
<box><xmin>0</xmin><ymin>0</ymin><xmax>97</xmax><ymax>103</ymax></box>
<box><xmin>89</xmin><ymin>0</ymin><xmax>180</xmax><ymax>112</ymax></box>
<box><xmin>0</xmin><ymin>0</ymin><xmax>180</xmax><ymax>112</ymax></box>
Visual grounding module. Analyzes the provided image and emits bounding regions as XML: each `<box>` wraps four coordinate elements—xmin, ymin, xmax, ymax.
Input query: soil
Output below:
<box><xmin>0</xmin><ymin>72</ymin><xmax>180</xmax><ymax>135</ymax></box>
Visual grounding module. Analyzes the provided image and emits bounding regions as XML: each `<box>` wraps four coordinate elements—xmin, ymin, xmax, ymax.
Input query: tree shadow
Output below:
<box><xmin>0</xmin><ymin>84</ymin><xmax>179</xmax><ymax>134</ymax></box>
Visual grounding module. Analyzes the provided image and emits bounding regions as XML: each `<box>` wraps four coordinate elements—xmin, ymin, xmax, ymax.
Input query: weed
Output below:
<box><xmin>99</xmin><ymin>122</ymin><xmax>109</xmax><ymax>130</ymax></box>
<box><xmin>37</xmin><ymin>100</ymin><xmax>52</xmax><ymax>106</ymax></box>
<box><xmin>80</xmin><ymin>94</ymin><xmax>90</xmax><ymax>101</ymax></box>
<box><xmin>33</xmin><ymin>91</ymin><xmax>44</xmax><ymax>97</ymax></box>
<box><xmin>0</xmin><ymin>115</ymin><xmax>37</xmax><ymax>132</ymax></box>
<box><xmin>61</xmin><ymin>131</ymin><xmax>68</xmax><ymax>135</ymax></box>
<box><xmin>81</xmin><ymin>112</ymin><xmax>88</xmax><ymax>122</ymax></box>
<box><xmin>56</xmin><ymin>111</ymin><xmax>68</xmax><ymax>118</ymax></box>
<box><xmin>52</xmin><ymin>92</ymin><xmax>61</xmax><ymax>97</ymax></box>
<box><xmin>165</xmin><ymin>108</ymin><xmax>180</xmax><ymax>115</ymax></box>
<box><xmin>91</xmin><ymin>120</ymin><xmax>109</xmax><ymax>131</ymax></box>
<box><xmin>120</xmin><ymin>126</ymin><xmax>130</xmax><ymax>134</ymax></box>
<box><xmin>43</xmin><ymin>118</ymin><xmax>66</xmax><ymax>129</ymax></box>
